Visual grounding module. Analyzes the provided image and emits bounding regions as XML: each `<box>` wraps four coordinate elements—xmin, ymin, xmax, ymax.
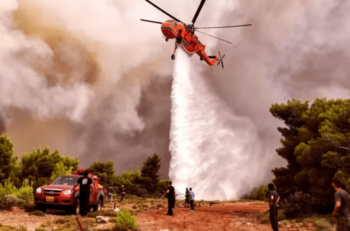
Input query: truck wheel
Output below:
<box><xmin>93</xmin><ymin>198</ymin><xmax>102</xmax><ymax>212</ymax></box>
<box><xmin>36</xmin><ymin>204</ymin><xmax>46</xmax><ymax>213</ymax></box>
<box><xmin>70</xmin><ymin>198</ymin><xmax>80</xmax><ymax>215</ymax></box>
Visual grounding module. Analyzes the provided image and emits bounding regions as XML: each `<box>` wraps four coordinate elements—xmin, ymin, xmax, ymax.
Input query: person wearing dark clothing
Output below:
<box><xmin>72</xmin><ymin>171</ymin><xmax>94</xmax><ymax>216</ymax></box>
<box><xmin>108</xmin><ymin>186</ymin><xmax>114</xmax><ymax>202</ymax></box>
<box><xmin>120</xmin><ymin>185</ymin><xmax>126</xmax><ymax>202</ymax></box>
<box><xmin>332</xmin><ymin>179</ymin><xmax>350</xmax><ymax>231</ymax></box>
<box><xmin>268</xmin><ymin>183</ymin><xmax>280</xmax><ymax>231</ymax></box>
<box><xmin>189</xmin><ymin>188</ymin><xmax>195</xmax><ymax>211</ymax></box>
<box><xmin>166</xmin><ymin>181</ymin><xmax>175</xmax><ymax>216</ymax></box>
<box><xmin>185</xmin><ymin>188</ymin><xmax>190</xmax><ymax>208</ymax></box>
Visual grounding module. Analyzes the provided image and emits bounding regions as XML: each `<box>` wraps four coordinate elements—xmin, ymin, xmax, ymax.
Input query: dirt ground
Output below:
<box><xmin>0</xmin><ymin>202</ymin><xmax>319</xmax><ymax>231</ymax></box>
<box><xmin>137</xmin><ymin>202</ymin><xmax>315</xmax><ymax>231</ymax></box>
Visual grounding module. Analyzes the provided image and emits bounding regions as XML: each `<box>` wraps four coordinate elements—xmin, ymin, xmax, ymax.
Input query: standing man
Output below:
<box><xmin>268</xmin><ymin>183</ymin><xmax>280</xmax><ymax>231</ymax></box>
<box><xmin>166</xmin><ymin>181</ymin><xmax>175</xmax><ymax>216</ymax></box>
<box><xmin>108</xmin><ymin>186</ymin><xmax>114</xmax><ymax>203</ymax></box>
<box><xmin>72</xmin><ymin>171</ymin><xmax>94</xmax><ymax>216</ymax></box>
<box><xmin>120</xmin><ymin>185</ymin><xmax>126</xmax><ymax>202</ymax></box>
<box><xmin>332</xmin><ymin>178</ymin><xmax>350</xmax><ymax>230</ymax></box>
<box><xmin>189</xmin><ymin>188</ymin><xmax>195</xmax><ymax>212</ymax></box>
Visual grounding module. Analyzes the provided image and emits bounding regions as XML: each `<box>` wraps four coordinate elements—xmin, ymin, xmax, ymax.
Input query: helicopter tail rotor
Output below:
<box><xmin>217</xmin><ymin>51</ymin><xmax>225</xmax><ymax>69</ymax></box>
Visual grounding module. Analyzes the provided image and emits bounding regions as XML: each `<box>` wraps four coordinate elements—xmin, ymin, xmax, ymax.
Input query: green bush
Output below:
<box><xmin>257</xmin><ymin>209</ymin><xmax>285</xmax><ymax>223</ymax></box>
<box><xmin>16</xmin><ymin>179</ymin><xmax>33</xmax><ymax>201</ymax></box>
<box><xmin>116</xmin><ymin>209</ymin><xmax>138</xmax><ymax>230</ymax></box>
<box><xmin>315</xmin><ymin>219</ymin><xmax>334</xmax><ymax>231</ymax></box>
<box><xmin>1</xmin><ymin>194</ymin><xmax>18</xmax><ymax>210</ymax></box>
<box><xmin>0</xmin><ymin>180</ymin><xmax>33</xmax><ymax>202</ymax></box>
<box><xmin>283</xmin><ymin>192</ymin><xmax>315</xmax><ymax>219</ymax></box>
<box><xmin>0</xmin><ymin>182</ymin><xmax>18</xmax><ymax>199</ymax></box>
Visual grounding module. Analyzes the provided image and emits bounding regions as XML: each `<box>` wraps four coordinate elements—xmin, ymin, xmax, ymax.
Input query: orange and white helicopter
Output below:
<box><xmin>141</xmin><ymin>0</ymin><xmax>251</xmax><ymax>69</ymax></box>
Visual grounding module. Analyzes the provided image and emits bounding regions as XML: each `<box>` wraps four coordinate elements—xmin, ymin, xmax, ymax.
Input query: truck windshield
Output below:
<box><xmin>51</xmin><ymin>176</ymin><xmax>79</xmax><ymax>186</ymax></box>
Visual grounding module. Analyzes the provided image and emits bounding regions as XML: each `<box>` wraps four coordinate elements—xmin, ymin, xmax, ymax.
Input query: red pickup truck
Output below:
<box><xmin>34</xmin><ymin>169</ymin><xmax>108</xmax><ymax>214</ymax></box>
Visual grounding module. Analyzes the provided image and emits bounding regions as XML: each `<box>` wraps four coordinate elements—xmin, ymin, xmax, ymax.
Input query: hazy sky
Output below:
<box><xmin>1</xmin><ymin>0</ymin><xmax>350</xmax><ymax>186</ymax></box>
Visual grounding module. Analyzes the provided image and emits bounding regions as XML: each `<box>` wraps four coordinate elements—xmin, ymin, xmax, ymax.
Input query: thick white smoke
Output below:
<box><xmin>169</xmin><ymin>48</ymin><xmax>265</xmax><ymax>200</ymax></box>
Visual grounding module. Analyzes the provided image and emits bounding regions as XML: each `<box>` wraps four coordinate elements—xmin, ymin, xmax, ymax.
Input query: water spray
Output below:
<box><xmin>169</xmin><ymin>48</ymin><xmax>263</xmax><ymax>200</ymax></box>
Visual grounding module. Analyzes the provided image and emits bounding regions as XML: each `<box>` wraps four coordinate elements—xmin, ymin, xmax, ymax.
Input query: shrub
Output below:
<box><xmin>315</xmin><ymin>219</ymin><xmax>333</xmax><ymax>231</ymax></box>
<box><xmin>2</xmin><ymin>194</ymin><xmax>18</xmax><ymax>210</ymax></box>
<box><xmin>116</xmin><ymin>209</ymin><xmax>138</xmax><ymax>230</ymax></box>
<box><xmin>282</xmin><ymin>192</ymin><xmax>315</xmax><ymax>219</ymax></box>
<box><xmin>16</xmin><ymin>180</ymin><xmax>33</xmax><ymax>201</ymax></box>
<box><xmin>257</xmin><ymin>209</ymin><xmax>285</xmax><ymax>223</ymax></box>
<box><xmin>0</xmin><ymin>180</ymin><xmax>33</xmax><ymax>202</ymax></box>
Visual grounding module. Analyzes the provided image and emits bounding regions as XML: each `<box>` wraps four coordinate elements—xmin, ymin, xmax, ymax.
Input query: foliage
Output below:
<box><xmin>271</xmin><ymin>98</ymin><xmax>350</xmax><ymax>204</ymax></box>
<box><xmin>0</xmin><ymin>194</ymin><xmax>18</xmax><ymax>210</ymax></box>
<box><xmin>21</xmin><ymin>147</ymin><xmax>79</xmax><ymax>190</ymax></box>
<box><xmin>0</xmin><ymin>223</ymin><xmax>27</xmax><ymax>231</ymax></box>
<box><xmin>282</xmin><ymin>192</ymin><xmax>315</xmax><ymax>219</ymax></box>
<box><xmin>139</xmin><ymin>154</ymin><xmax>161</xmax><ymax>194</ymax></box>
<box><xmin>315</xmin><ymin>219</ymin><xmax>334</xmax><ymax>231</ymax></box>
<box><xmin>115</xmin><ymin>170</ymin><xmax>142</xmax><ymax>196</ymax></box>
<box><xmin>50</xmin><ymin>162</ymin><xmax>73</xmax><ymax>181</ymax></box>
<box><xmin>0</xmin><ymin>135</ymin><xmax>16</xmax><ymax>185</ymax></box>
<box><xmin>116</xmin><ymin>208</ymin><xmax>138</xmax><ymax>230</ymax></box>
<box><xmin>158</xmin><ymin>179</ymin><xmax>170</xmax><ymax>193</ymax></box>
<box><xmin>86</xmin><ymin>160</ymin><xmax>116</xmax><ymax>188</ymax></box>
<box><xmin>257</xmin><ymin>209</ymin><xmax>285</xmax><ymax>223</ymax></box>
<box><xmin>0</xmin><ymin>180</ymin><xmax>33</xmax><ymax>201</ymax></box>
<box><xmin>242</xmin><ymin>185</ymin><xmax>269</xmax><ymax>201</ymax></box>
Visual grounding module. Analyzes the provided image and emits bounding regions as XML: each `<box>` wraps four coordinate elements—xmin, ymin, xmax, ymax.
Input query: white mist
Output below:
<box><xmin>169</xmin><ymin>48</ymin><xmax>264</xmax><ymax>200</ymax></box>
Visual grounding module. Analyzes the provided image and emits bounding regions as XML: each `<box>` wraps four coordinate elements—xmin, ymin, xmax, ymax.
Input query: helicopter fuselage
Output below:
<box><xmin>161</xmin><ymin>20</ymin><xmax>218</xmax><ymax>66</ymax></box>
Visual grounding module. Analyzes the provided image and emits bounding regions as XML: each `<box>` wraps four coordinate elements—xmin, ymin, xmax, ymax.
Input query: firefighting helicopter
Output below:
<box><xmin>141</xmin><ymin>0</ymin><xmax>252</xmax><ymax>69</ymax></box>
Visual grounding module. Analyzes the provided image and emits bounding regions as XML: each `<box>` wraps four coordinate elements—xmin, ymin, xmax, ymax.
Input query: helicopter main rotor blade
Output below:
<box><xmin>192</xmin><ymin>0</ymin><xmax>206</xmax><ymax>25</ymax></box>
<box><xmin>195</xmin><ymin>30</ymin><xmax>232</xmax><ymax>44</ymax></box>
<box><xmin>195</xmin><ymin>24</ymin><xmax>252</xmax><ymax>29</ymax></box>
<box><xmin>145</xmin><ymin>0</ymin><xmax>184</xmax><ymax>24</ymax></box>
<box><xmin>140</xmin><ymin>19</ymin><xmax>163</xmax><ymax>24</ymax></box>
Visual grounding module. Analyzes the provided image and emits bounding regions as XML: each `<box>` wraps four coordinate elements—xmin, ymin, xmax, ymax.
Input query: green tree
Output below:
<box><xmin>270</xmin><ymin>99</ymin><xmax>309</xmax><ymax>199</ymax></box>
<box><xmin>0</xmin><ymin>135</ymin><xmax>16</xmax><ymax>184</ymax></box>
<box><xmin>50</xmin><ymin>162</ymin><xmax>73</xmax><ymax>181</ymax></box>
<box><xmin>21</xmin><ymin>147</ymin><xmax>79</xmax><ymax>190</ymax></box>
<box><xmin>271</xmin><ymin>98</ymin><xmax>350</xmax><ymax>204</ymax></box>
<box><xmin>115</xmin><ymin>170</ymin><xmax>142</xmax><ymax>196</ymax></box>
<box><xmin>140</xmin><ymin>154</ymin><xmax>161</xmax><ymax>194</ymax></box>
<box><xmin>86</xmin><ymin>160</ymin><xmax>116</xmax><ymax>188</ymax></box>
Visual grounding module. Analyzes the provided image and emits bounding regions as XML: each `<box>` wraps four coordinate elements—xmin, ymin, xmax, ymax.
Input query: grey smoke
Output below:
<box><xmin>1</xmin><ymin>0</ymin><xmax>350</xmax><ymax>191</ymax></box>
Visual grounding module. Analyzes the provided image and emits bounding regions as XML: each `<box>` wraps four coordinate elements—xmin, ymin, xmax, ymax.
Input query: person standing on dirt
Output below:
<box><xmin>185</xmin><ymin>188</ymin><xmax>190</xmax><ymax>208</ymax></box>
<box><xmin>332</xmin><ymin>178</ymin><xmax>350</xmax><ymax>230</ymax></box>
<box><xmin>166</xmin><ymin>181</ymin><xmax>175</xmax><ymax>216</ymax></box>
<box><xmin>189</xmin><ymin>188</ymin><xmax>195</xmax><ymax>212</ymax></box>
<box><xmin>108</xmin><ymin>186</ymin><xmax>114</xmax><ymax>203</ymax></box>
<box><xmin>71</xmin><ymin>171</ymin><xmax>94</xmax><ymax>216</ymax></box>
<box><xmin>268</xmin><ymin>183</ymin><xmax>280</xmax><ymax>231</ymax></box>
<box><xmin>120</xmin><ymin>185</ymin><xmax>126</xmax><ymax>202</ymax></box>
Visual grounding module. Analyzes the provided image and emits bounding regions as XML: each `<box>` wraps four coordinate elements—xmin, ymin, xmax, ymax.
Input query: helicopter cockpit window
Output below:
<box><xmin>167</xmin><ymin>20</ymin><xmax>176</xmax><ymax>27</ymax></box>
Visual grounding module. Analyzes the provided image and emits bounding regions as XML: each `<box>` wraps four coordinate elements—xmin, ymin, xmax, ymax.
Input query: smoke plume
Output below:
<box><xmin>1</xmin><ymin>0</ymin><xmax>350</xmax><ymax>195</ymax></box>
